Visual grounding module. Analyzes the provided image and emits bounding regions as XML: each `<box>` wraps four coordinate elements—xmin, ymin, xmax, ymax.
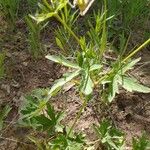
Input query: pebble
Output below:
<box><xmin>1</xmin><ymin>84</ymin><xmax>10</xmax><ymax>95</ymax></box>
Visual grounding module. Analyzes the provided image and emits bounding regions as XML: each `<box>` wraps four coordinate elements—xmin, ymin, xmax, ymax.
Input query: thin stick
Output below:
<box><xmin>0</xmin><ymin>136</ymin><xmax>30</xmax><ymax>146</ymax></box>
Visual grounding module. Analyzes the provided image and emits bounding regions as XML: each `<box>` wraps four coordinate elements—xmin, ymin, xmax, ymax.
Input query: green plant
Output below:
<box><xmin>19</xmin><ymin>88</ymin><xmax>49</xmax><ymax>127</ymax></box>
<box><xmin>106</xmin><ymin>0</ymin><xmax>121</xmax><ymax>25</ymax></box>
<box><xmin>107</xmin><ymin>0</ymin><xmax>149</xmax><ymax>28</ymax></box>
<box><xmin>55</xmin><ymin>5</ymin><xmax>78</xmax><ymax>55</ymax></box>
<box><xmin>0</xmin><ymin>0</ymin><xmax>20</xmax><ymax>28</ymax></box>
<box><xmin>45</xmin><ymin>41</ymin><xmax>150</xmax><ymax>103</ymax></box>
<box><xmin>21</xmin><ymin>93</ymin><xmax>64</xmax><ymax>133</ymax></box>
<box><xmin>122</xmin><ymin>0</ymin><xmax>149</xmax><ymax>28</ymax></box>
<box><xmin>94</xmin><ymin>119</ymin><xmax>125</xmax><ymax>150</ymax></box>
<box><xmin>132</xmin><ymin>134</ymin><xmax>150</xmax><ymax>150</ymax></box>
<box><xmin>25</xmin><ymin>16</ymin><xmax>43</xmax><ymax>58</ymax></box>
<box><xmin>94</xmin><ymin>121</ymin><xmax>150</xmax><ymax>150</ymax></box>
<box><xmin>0</xmin><ymin>52</ymin><xmax>5</xmax><ymax>78</ymax></box>
<box><xmin>27</xmin><ymin>0</ymin><xmax>40</xmax><ymax>13</ymax></box>
<box><xmin>19</xmin><ymin>0</ymin><xmax>150</xmax><ymax>149</ymax></box>
<box><xmin>20</xmin><ymin>89</ymin><xmax>86</xmax><ymax>150</ymax></box>
<box><xmin>34</xmin><ymin>0</ymin><xmax>150</xmax><ymax>133</ymax></box>
<box><xmin>106</xmin><ymin>0</ymin><xmax>149</xmax><ymax>47</ymax></box>
<box><xmin>29</xmin><ymin>132</ymin><xmax>85</xmax><ymax>150</ymax></box>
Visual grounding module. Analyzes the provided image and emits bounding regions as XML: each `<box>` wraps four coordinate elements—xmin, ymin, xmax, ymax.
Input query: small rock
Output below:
<box><xmin>49</xmin><ymin>78</ymin><xmax>54</xmax><ymax>82</ymax></box>
<box><xmin>12</xmin><ymin>92</ymin><xmax>24</xmax><ymax>107</ymax></box>
<box><xmin>5</xmin><ymin>52</ymin><xmax>12</xmax><ymax>58</ymax></box>
<box><xmin>11</xmin><ymin>80</ymin><xmax>20</xmax><ymax>88</ymax></box>
<box><xmin>22</xmin><ymin>61</ymin><xmax>28</xmax><ymax>66</ymax></box>
<box><xmin>0</xmin><ymin>90</ymin><xmax>5</xmax><ymax>98</ymax></box>
<box><xmin>1</xmin><ymin>84</ymin><xmax>10</xmax><ymax>95</ymax></box>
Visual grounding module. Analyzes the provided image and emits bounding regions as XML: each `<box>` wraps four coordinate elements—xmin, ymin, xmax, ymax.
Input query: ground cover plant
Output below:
<box><xmin>25</xmin><ymin>16</ymin><xmax>43</xmax><ymax>58</ymax></box>
<box><xmin>0</xmin><ymin>0</ymin><xmax>150</xmax><ymax>149</ymax></box>
<box><xmin>106</xmin><ymin>0</ymin><xmax>150</xmax><ymax>50</ymax></box>
<box><xmin>0</xmin><ymin>0</ymin><xmax>20</xmax><ymax>29</ymax></box>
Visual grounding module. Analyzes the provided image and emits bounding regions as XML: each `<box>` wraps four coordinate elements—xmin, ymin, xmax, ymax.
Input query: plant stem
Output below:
<box><xmin>67</xmin><ymin>93</ymin><xmax>87</xmax><ymax>137</ymax></box>
<box><xmin>122</xmin><ymin>38</ymin><xmax>150</xmax><ymax>63</ymax></box>
<box><xmin>99</xmin><ymin>0</ymin><xmax>107</xmax><ymax>60</ymax></box>
<box><xmin>95</xmin><ymin>38</ymin><xmax>150</xmax><ymax>85</ymax></box>
<box><xmin>55</xmin><ymin>14</ymin><xmax>81</xmax><ymax>46</ymax></box>
<box><xmin>0</xmin><ymin>137</ymin><xmax>29</xmax><ymax>146</ymax></box>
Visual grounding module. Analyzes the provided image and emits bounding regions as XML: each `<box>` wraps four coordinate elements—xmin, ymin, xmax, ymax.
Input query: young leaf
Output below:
<box><xmin>55</xmin><ymin>0</ymin><xmax>68</xmax><ymax>12</ymax></box>
<box><xmin>35</xmin><ymin>114</ymin><xmax>53</xmax><ymax>130</ymax></box>
<box><xmin>89</xmin><ymin>64</ymin><xmax>102</xmax><ymax>72</ymax></box>
<box><xmin>20</xmin><ymin>90</ymin><xmax>49</xmax><ymax>123</ymax></box>
<box><xmin>108</xmin><ymin>75</ymin><xmax>120</xmax><ymax>102</ymax></box>
<box><xmin>119</xmin><ymin>76</ymin><xmax>150</xmax><ymax>93</ymax></box>
<box><xmin>35</xmin><ymin>103</ymin><xmax>64</xmax><ymax>133</ymax></box>
<box><xmin>46</xmin><ymin>55</ymin><xmax>80</xmax><ymax>69</ymax></box>
<box><xmin>80</xmin><ymin>71</ymin><xmax>94</xmax><ymax>95</ymax></box>
<box><xmin>99</xmin><ymin>11</ymin><xmax>107</xmax><ymax>59</ymax></box>
<box><xmin>56</xmin><ymin>37</ymin><xmax>64</xmax><ymax>50</ymax></box>
<box><xmin>49</xmin><ymin>132</ymin><xmax>85</xmax><ymax>150</ymax></box>
<box><xmin>121</xmin><ymin>58</ymin><xmax>141</xmax><ymax>74</ymax></box>
<box><xmin>77</xmin><ymin>52</ymin><xmax>84</xmax><ymax>67</ymax></box>
<box><xmin>94</xmin><ymin>120</ymin><xmax>125</xmax><ymax>150</ymax></box>
<box><xmin>27</xmin><ymin>100</ymin><xmax>48</xmax><ymax>119</ymax></box>
<box><xmin>31</xmin><ymin>0</ymin><xmax>68</xmax><ymax>23</ymax></box>
<box><xmin>48</xmin><ymin>70</ymin><xmax>80</xmax><ymax>97</ymax></box>
<box><xmin>31</xmin><ymin>12</ymin><xmax>56</xmax><ymax>23</ymax></box>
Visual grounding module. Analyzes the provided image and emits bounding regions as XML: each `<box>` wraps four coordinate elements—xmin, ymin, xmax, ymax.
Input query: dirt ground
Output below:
<box><xmin>0</xmin><ymin>13</ymin><xmax>150</xmax><ymax>150</ymax></box>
